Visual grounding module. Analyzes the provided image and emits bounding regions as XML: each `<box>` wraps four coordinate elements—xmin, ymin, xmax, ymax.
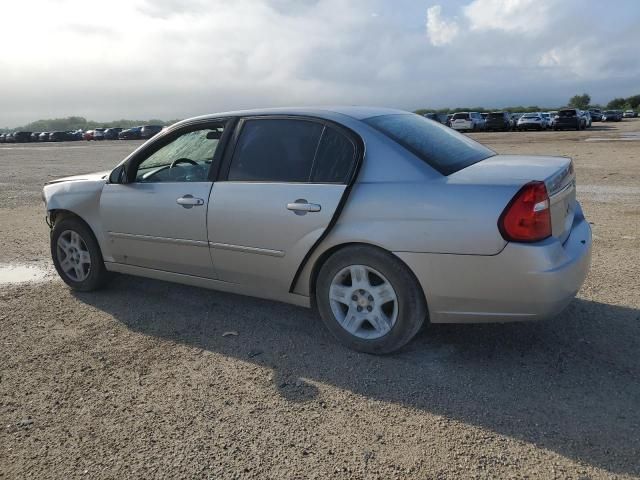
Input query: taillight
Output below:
<box><xmin>498</xmin><ymin>181</ymin><xmax>551</xmax><ymax>242</ymax></box>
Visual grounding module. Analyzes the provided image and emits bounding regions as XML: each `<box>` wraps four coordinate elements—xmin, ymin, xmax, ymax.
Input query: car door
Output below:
<box><xmin>100</xmin><ymin>122</ymin><xmax>228</xmax><ymax>278</ymax></box>
<box><xmin>207</xmin><ymin>116</ymin><xmax>360</xmax><ymax>297</ymax></box>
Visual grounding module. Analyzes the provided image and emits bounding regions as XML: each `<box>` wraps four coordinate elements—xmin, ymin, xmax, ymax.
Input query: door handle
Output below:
<box><xmin>177</xmin><ymin>194</ymin><xmax>204</xmax><ymax>208</ymax></box>
<box><xmin>287</xmin><ymin>199</ymin><xmax>321</xmax><ymax>215</ymax></box>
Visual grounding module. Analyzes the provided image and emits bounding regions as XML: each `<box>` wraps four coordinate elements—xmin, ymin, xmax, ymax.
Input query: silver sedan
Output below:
<box><xmin>42</xmin><ymin>107</ymin><xmax>592</xmax><ymax>354</ymax></box>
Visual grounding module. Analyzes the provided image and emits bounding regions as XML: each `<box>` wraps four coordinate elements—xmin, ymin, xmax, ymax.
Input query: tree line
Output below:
<box><xmin>1</xmin><ymin>116</ymin><xmax>181</xmax><ymax>134</ymax></box>
<box><xmin>415</xmin><ymin>93</ymin><xmax>640</xmax><ymax>115</ymax></box>
<box><xmin>3</xmin><ymin>93</ymin><xmax>638</xmax><ymax>132</ymax></box>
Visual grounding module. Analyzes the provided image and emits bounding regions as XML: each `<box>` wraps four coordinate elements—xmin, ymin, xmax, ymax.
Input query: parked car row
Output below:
<box><xmin>422</xmin><ymin>107</ymin><xmax>635</xmax><ymax>133</ymax></box>
<box><xmin>0</xmin><ymin>125</ymin><xmax>165</xmax><ymax>143</ymax></box>
<box><xmin>0</xmin><ymin>130</ymin><xmax>83</xmax><ymax>143</ymax></box>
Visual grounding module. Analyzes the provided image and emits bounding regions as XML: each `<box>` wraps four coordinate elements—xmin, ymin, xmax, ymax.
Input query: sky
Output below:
<box><xmin>1</xmin><ymin>0</ymin><xmax>639</xmax><ymax>127</ymax></box>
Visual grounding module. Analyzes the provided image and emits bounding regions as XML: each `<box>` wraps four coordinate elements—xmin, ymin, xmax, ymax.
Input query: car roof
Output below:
<box><xmin>179</xmin><ymin>106</ymin><xmax>409</xmax><ymax>124</ymax></box>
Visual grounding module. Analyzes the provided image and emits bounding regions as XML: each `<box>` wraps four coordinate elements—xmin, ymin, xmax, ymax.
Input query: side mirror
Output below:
<box><xmin>108</xmin><ymin>164</ymin><xmax>128</xmax><ymax>184</ymax></box>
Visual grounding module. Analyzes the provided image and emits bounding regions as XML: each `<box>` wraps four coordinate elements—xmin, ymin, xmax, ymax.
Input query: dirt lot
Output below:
<box><xmin>1</xmin><ymin>121</ymin><xmax>639</xmax><ymax>479</ymax></box>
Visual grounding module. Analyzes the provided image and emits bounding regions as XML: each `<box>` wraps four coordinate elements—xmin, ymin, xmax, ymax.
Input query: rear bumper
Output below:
<box><xmin>395</xmin><ymin>204</ymin><xmax>592</xmax><ymax>324</ymax></box>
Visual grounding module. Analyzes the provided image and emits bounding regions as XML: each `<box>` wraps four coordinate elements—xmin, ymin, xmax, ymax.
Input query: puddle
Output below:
<box><xmin>0</xmin><ymin>263</ymin><xmax>53</xmax><ymax>286</ymax></box>
<box><xmin>585</xmin><ymin>132</ymin><xmax>640</xmax><ymax>142</ymax></box>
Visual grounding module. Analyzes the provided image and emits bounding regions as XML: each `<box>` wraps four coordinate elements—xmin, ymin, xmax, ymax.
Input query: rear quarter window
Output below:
<box><xmin>364</xmin><ymin>114</ymin><xmax>495</xmax><ymax>176</ymax></box>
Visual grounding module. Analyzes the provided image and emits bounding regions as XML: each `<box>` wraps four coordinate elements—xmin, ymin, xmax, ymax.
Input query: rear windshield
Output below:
<box><xmin>452</xmin><ymin>113</ymin><xmax>469</xmax><ymax>120</ymax></box>
<box><xmin>364</xmin><ymin>114</ymin><xmax>495</xmax><ymax>176</ymax></box>
<box><xmin>522</xmin><ymin>113</ymin><xmax>539</xmax><ymax>118</ymax></box>
<box><xmin>489</xmin><ymin>112</ymin><xmax>504</xmax><ymax>118</ymax></box>
<box><xmin>559</xmin><ymin>110</ymin><xmax>577</xmax><ymax>117</ymax></box>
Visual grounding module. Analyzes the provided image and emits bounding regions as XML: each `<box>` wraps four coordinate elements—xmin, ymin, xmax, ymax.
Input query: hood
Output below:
<box><xmin>45</xmin><ymin>170</ymin><xmax>110</xmax><ymax>185</ymax></box>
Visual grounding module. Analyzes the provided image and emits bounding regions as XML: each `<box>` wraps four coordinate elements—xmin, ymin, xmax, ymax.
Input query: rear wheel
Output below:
<box><xmin>51</xmin><ymin>217</ymin><xmax>109</xmax><ymax>291</ymax></box>
<box><xmin>316</xmin><ymin>246</ymin><xmax>427</xmax><ymax>354</ymax></box>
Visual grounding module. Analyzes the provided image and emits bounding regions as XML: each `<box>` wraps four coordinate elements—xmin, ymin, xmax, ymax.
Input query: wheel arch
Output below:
<box><xmin>305</xmin><ymin>241</ymin><xmax>427</xmax><ymax>313</ymax></box>
<box><xmin>47</xmin><ymin>209</ymin><xmax>107</xmax><ymax>258</ymax></box>
<box><xmin>49</xmin><ymin>208</ymin><xmax>92</xmax><ymax>231</ymax></box>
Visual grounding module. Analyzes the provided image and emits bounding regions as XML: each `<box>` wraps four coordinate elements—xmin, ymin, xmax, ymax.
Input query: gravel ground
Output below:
<box><xmin>1</xmin><ymin>122</ymin><xmax>639</xmax><ymax>479</ymax></box>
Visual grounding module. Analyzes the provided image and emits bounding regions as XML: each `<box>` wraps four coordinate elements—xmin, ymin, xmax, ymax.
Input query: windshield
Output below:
<box><xmin>364</xmin><ymin>114</ymin><xmax>495</xmax><ymax>176</ymax></box>
<box><xmin>559</xmin><ymin>110</ymin><xmax>577</xmax><ymax>117</ymax></box>
<box><xmin>523</xmin><ymin>113</ymin><xmax>539</xmax><ymax>118</ymax></box>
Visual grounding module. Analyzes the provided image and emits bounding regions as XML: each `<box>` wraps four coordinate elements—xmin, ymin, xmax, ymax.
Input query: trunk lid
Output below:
<box><xmin>449</xmin><ymin>155</ymin><xmax>576</xmax><ymax>243</ymax></box>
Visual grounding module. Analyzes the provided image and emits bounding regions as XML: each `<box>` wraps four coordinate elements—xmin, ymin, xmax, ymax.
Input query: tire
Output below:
<box><xmin>315</xmin><ymin>245</ymin><xmax>427</xmax><ymax>354</ymax></box>
<box><xmin>51</xmin><ymin>216</ymin><xmax>109</xmax><ymax>291</ymax></box>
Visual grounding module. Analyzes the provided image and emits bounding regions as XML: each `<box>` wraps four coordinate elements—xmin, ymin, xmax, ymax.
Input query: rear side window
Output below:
<box><xmin>228</xmin><ymin>119</ymin><xmax>322</xmax><ymax>182</ymax></box>
<box><xmin>364</xmin><ymin>114</ymin><xmax>495</xmax><ymax>176</ymax></box>
<box><xmin>227</xmin><ymin>119</ymin><xmax>357</xmax><ymax>183</ymax></box>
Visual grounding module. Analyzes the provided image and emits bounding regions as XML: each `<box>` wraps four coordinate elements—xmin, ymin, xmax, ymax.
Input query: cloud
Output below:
<box><xmin>426</xmin><ymin>5</ymin><xmax>460</xmax><ymax>46</ymax></box>
<box><xmin>463</xmin><ymin>0</ymin><xmax>553</xmax><ymax>33</ymax></box>
<box><xmin>0</xmin><ymin>0</ymin><xmax>638</xmax><ymax>126</ymax></box>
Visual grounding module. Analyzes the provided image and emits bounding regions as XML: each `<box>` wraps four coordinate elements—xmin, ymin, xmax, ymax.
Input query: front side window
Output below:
<box><xmin>364</xmin><ymin>113</ymin><xmax>495</xmax><ymax>176</ymax></box>
<box><xmin>135</xmin><ymin>126</ymin><xmax>223</xmax><ymax>183</ymax></box>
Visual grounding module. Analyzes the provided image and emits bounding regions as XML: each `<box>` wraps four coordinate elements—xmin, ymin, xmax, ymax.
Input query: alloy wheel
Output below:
<box><xmin>56</xmin><ymin>230</ymin><xmax>91</xmax><ymax>282</ymax></box>
<box><xmin>328</xmin><ymin>265</ymin><xmax>398</xmax><ymax>340</ymax></box>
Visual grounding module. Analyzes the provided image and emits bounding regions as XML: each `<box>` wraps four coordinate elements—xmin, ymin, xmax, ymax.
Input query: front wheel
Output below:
<box><xmin>51</xmin><ymin>217</ymin><xmax>109</xmax><ymax>291</ymax></box>
<box><xmin>316</xmin><ymin>246</ymin><xmax>427</xmax><ymax>354</ymax></box>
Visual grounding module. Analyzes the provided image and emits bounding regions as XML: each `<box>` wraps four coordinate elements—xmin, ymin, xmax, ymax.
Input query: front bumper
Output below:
<box><xmin>395</xmin><ymin>204</ymin><xmax>592</xmax><ymax>323</ymax></box>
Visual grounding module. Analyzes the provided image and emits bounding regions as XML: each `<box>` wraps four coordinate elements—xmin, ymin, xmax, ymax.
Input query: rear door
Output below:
<box><xmin>207</xmin><ymin>116</ymin><xmax>360</xmax><ymax>296</ymax></box>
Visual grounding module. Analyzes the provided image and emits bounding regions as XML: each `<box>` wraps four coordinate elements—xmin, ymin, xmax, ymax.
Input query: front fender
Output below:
<box><xmin>43</xmin><ymin>179</ymin><xmax>112</xmax><ymax>261</ymax></box>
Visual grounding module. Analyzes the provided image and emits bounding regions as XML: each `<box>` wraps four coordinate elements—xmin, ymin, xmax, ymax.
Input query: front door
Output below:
<box><xmin>100</xmin><ymin>123</ymin><xmax>226</xmax><ymax>278</ymax></box>
<box><xmin>208</xmin><ymin>117</ymin><xmax>359</xmax><ymax>296</ymax></box>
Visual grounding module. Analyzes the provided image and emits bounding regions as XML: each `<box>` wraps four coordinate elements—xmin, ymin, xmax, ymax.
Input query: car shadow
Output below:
<box><xmin>74</xmin><ymin>274</ymin><xmax>640</xmax><ymax>476</ymax></box>
<box><xmin>587</xmin><ymin>124</ymin><xmax>617</xmax><ymax>131</ymax></box>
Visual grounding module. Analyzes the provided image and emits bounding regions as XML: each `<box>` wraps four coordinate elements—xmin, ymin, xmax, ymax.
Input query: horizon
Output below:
<box><xmin>1</xmin><ymin>0</ymin><xmax>639</xmax><ymax>127</ymax></box>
